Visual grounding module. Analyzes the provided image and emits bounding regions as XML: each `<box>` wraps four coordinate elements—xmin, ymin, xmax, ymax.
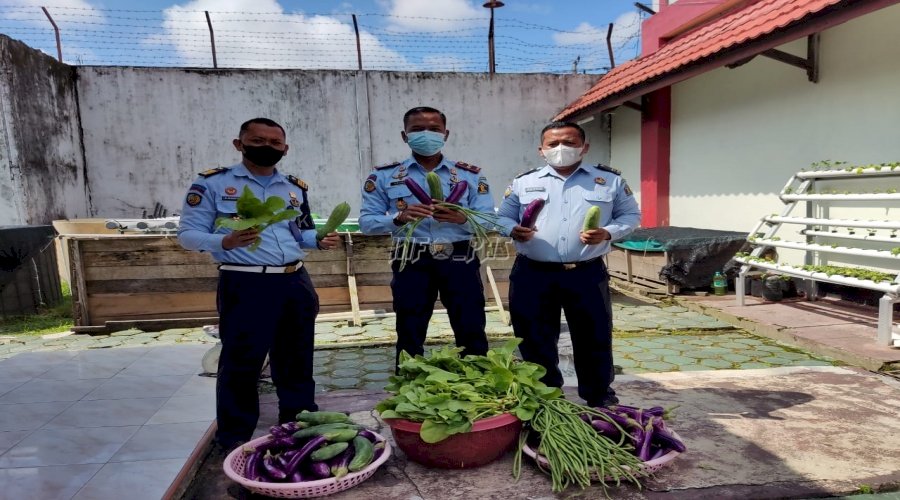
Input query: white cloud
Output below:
<box><xmin>0</xmin><ymin>0</ymin><xmax>104</xmax><ymax>63</ymax></box>
<box><xmin>384</xmin><ymin>0</ymin><xmax>488</xmax><ymax>33</ymax></box>
<box><xmin>553</xmin><ymin>12</ymin><xmax>642</xmax><ymax>48</ymax></box>
<box><xmin>159</xmin><ymin>0</ymin><xmax>410</xmax><ymax>69</ymax></box>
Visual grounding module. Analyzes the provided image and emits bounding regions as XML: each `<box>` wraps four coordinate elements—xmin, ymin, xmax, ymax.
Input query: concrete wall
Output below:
<box><xmin>75</xmin><ymin>69</ymin><xmax>599</xmax><ymax>218</ymax></box>
<box><xmin>0</xmin><ymin>36</ymin><xmax>87</xmax><ymax>226</ymax></box>
<box><xmin>600</xmin><ymin>5</ymin><xmax>900</xmax><ymax>235</ymax></box>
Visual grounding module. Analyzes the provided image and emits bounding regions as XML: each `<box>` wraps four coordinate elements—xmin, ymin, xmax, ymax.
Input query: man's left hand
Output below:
<box><xmin>432</xmin><ymin>204</ymin><xmax>467</xmax><ymax>224</ymax></box>
<box><xmin>580</xmin><ymin>228</ymin><xmax>611</xmax><ymax>245</ymax></box>
<box><xmin>318</xmin><ymin>232</ymin><xmax>342</xmax><ymax>250</ymax></box>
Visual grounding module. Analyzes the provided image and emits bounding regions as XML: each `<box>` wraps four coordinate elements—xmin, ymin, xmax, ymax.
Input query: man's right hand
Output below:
<box><xmin>397</xmin><ymin>203</ymin><xmax>435</xmax><ymax>223</ymax></box>
<box><xmin>222</xmin><ymin>228</ymin><xmax>260</xmax><ymax>250</ymax></box>
<box><xmin>510</xmin><ymin>225</ymin><xmax>536</xmax><ymax>242</ymax></box>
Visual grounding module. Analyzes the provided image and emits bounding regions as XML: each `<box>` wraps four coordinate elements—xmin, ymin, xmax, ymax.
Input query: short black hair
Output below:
<box><xmin>540</xmin><ymin>121</ymin><xmax>585</xmax><ymax>143</ymax></box>
<box><xmin>403</xmin><ymin>107</ymin><xmax>447</xmax><ymax>128</ymax></box>
<box><xmin>239</xmin><ymin>118</ymin><xmax>285</xmax><ymax>138</ymax></box>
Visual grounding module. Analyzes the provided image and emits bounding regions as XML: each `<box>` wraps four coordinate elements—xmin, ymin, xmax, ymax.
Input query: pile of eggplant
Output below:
<box><xmin>240</xmin><ymin>411</ymin><xmax>386</xmax><ymax>483</ymax></box>
<box><xmin>584</xmin><ymin>404</ymin><xmax>687</xmax><ymax>462</ymax></box>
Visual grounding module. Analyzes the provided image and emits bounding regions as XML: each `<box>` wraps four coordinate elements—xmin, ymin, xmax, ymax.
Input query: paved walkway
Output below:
<box><xmin>0</xmin><ymin>293</ymin><xmax>867</xmax><ymax>499</ymax></box>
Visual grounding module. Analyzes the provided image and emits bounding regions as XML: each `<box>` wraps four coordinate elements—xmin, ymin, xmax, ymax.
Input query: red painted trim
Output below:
<box><xmin>592</xmin><ymin>0</ymin><xmax>900</xmax><ymax>113</ymax></box>
<box><xmin>639</xmin><ymin>87</ymin><xmax>671</xmax><ymax>228</ymax></box>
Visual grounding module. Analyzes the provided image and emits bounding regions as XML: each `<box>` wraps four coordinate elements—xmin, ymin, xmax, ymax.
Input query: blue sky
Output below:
<box><xmin>0</xmin><ymin>0</ymin><xmax>645</xmax><ymax>72</ymax></box>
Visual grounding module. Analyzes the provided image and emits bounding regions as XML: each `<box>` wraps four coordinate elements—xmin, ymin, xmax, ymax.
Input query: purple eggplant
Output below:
<box><xmin>283</xmin><ymin>435</ymin><xmax>328</xmax><ymax>476</ymax></box>
<box><xmin>309</xmin><ymin>460</ymin><xmax>332</xmax><ymax>479</ymax></box>
<box><xmin>579</xmin><ymin>413</ymin><xmax>591</xmax><ymax>424</ymax></box>
<box><xmin>590</xmin><ymin>418</ymin><xmax>620</xmax><ymax>438</ymax></box>
<box><xmin>262</xmin><ymin>452</ymin><xmax>288</xmax><ymax>481</ymax></box>
<box><xmin>329</xmin><ymin>444</ymin><xmax>355</xmax><ymax>478</ymax></box>
<box><xmin>650</xmin><ymin>416</ymin><xmax>686</xmax><ymax>453</ymax></box>
<box><xmin>595</xmin><ymin>407</ymin><xmax>632</xmax><ymax>428</ymax></box>
<box><xmin>269</xmin><ymin>425</ymin><xmax>289</xmax><ymax>438</ymax></box>
<box><xmin>243</xmin><ymin>450</ymin><xmax>263</xmax><ymax>480</ymax></box>
<box><xmin>404</xmin><ymin>178</ymin><xmax>433</xmax><ymax>205</ymax></box>
<box><xmin>372</xmin><ymin>441</ymin><xmax>386</xmax><ymax>462</ymax></box>
<box><xmin>445</xmin><ymin>180</ymin><xmax>469</xmax><ymax>204</ymax></box>
<box><xmin>357</xmin><ymin>429</ymin><xmax>380</xmax><ymax>443</ymax></box>
<box><xmin>637</xmin><ymin>421</ymin><xmax>654</xmax><ymax>461</ymax></box>
<box><xmin>288</xmin><ymin>470</ymin><xmax>308</xmax><ymax>483</ymax></box>
<box><xmin>520</xmin><ymin>198</ymin><xmax>544</xmax><ymax>229</ymax></box>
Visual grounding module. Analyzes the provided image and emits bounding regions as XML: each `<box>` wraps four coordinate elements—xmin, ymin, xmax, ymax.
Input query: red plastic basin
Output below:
<box><xmin>384</xmin><ymin>413</ymin><xmax>522</xmax><ymax>469</ymax></box>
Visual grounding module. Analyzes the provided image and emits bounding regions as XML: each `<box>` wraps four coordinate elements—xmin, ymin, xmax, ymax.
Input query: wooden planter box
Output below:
<box><xmin>606</xmin><ymin>247</ymin><xmax>678</xmax><ymax>294</ymax></box>
<box><xmin>62</xmin><ymin>233</ymin><xmax>515</xmax><ymax>330</ymax></box>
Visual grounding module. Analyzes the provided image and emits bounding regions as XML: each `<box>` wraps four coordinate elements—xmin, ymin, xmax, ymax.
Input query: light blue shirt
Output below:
<box><xmin>497</xmin><ymin>164</ymin><xmax>641</xmax><ymax>263</ymax></box>
<box><xmin>177</xmin><ymin>162</ymin><xmax>318</xmax><ymax>265</ymax></box>
<box><xmin>359</xmin><ymin>156</ymin><xmax>497</xmax><ymax>243</ymax></box>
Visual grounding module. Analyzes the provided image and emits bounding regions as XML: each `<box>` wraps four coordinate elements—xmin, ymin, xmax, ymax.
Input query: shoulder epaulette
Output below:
<box><xmin>595</xmin><ymin>164</ymin><xmax>622</xmax><ymax>176</ymax></box>
<box><xmin>287</xmin><ymin>175</ymin><xmax>308</xmax><ymax>191</ymax></box>
<box><xmin>454</xmin><ymin>161</ymin><xmax>481</xmax><ymax>174</ymax></box>
<box><xmin>373</xmin><ymin>161</ymin><xmax>401</xmax><ymax>170</ymax></box>
<box><xmin>515</xmin><ymin>168</ymin><xmax>539</xmax><ymax>179</ymax></box>
<box><xmin>198</xmin><ymin>167</ymin><xmax>227</xmax><ymax>178</ymax></box>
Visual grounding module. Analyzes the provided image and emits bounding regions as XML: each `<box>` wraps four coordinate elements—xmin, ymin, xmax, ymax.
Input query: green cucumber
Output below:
<box><xmin>310</xmin><ymin>442</ymin><xmax>349</xmax><ymax>462</ymax></box>
<box><xmin>296</xmin><ymin>410</ymin><xmax>352</xmax><ymax>425</ymax></box>
<box><xmin>348</xmin><ymin>435</ymin><xmax>375</xmax><ymax>472</ymax></box>
<box><xmin>583</xmin><ymin>206</ymin><xmax>601</xmax><ymax>231</ymax></box>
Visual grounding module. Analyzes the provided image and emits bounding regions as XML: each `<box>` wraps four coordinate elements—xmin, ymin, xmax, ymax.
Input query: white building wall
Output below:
<box><xmin>669</xmin><ymin>5</ymin><xmax>900</xmax><ymax>233</ymax></box>
<box><xmin>609</xmin><ymin>110</ymin><xmax>643</xmax><ymax>208</ymax></box>
<box><xmin>76</xmin><ymin>69</ymin><xmax>598</xmax><ymax>218</ymax></box>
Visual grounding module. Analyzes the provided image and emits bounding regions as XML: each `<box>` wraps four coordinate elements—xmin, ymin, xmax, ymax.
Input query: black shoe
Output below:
<box><xmin>587</xmin><ymin>395</ymin><xmax>620</xmax><ymax>408</ymax></box>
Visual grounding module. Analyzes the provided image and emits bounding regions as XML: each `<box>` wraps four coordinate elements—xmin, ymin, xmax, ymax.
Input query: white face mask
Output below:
<box><xmin>541</xmin><ymin>144</ymin><xmax>585</xmax><ymax>168</ymax></box>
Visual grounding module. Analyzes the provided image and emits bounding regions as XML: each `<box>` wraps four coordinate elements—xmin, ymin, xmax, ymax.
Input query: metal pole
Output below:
<box><xmin>488</xmin><ymin>7</ymin><xmax>495</xmax><ymax>74</ymax></box>
<box><xmin>205</xmin><ymin>11</ymin><xmax>217</xmax><ymax>68</ymax></box>
<box><xmin>606</xmin><ymin>22</ymin><xmax>615</xmax><ymax>69</ymax></box>
<box><xmin>41</xmin><ymin>7</ymin><xmax>62</xmax><ymax>63</ymax></box>
<box><xmin>352</xmin><ymin>14</ymin><xmax>362</xmax><ymax>70</ymax></box>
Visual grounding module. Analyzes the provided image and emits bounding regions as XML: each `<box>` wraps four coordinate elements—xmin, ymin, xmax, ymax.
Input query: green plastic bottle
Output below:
<box><xmin>712</xmin><ymin>272</ymin><xmax>727</xmax><ymax>296</ymax></box>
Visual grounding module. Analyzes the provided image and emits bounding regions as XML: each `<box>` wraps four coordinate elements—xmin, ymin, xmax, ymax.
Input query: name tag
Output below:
<box><xmin>525</xmin><ymin>187</ymin><xmax>546</xmax><ymax>192</ymax></box>
<box><xmin>389</xmin><ymin>180</ymin><xmax>406</xmax><ymax>186</ymax></box>
<box><xmin>221</xmin><ymin>196</ymin><xmax>239</xmax><ymax>201</ymax></box>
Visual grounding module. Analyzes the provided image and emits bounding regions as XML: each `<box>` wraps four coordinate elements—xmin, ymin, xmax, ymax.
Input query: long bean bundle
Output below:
<box><xmin>519</xmin><ymin>398</ymin><xmax>648</xmax><ymax>494</ymax></box>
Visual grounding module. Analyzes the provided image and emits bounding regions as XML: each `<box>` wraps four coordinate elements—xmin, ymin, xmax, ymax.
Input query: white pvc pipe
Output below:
<box><xmin>796</xmin><ymin>168</ymin><xmax>900</xmax><ymax>179</ymax></box>
<box><xmin>752</xmin><ymin>239</ymin><xmax>900</xmax><ymax>260</ymax></box>
<box><xmin>781</xmin><ymin>193</ymin><xmax>900</xmax><ymax>202</ymax></box>
<box><xmin>802</xmin><ymin>230</ymin><xmax>900</xmax><ymax>245</ymax></box>
<box><xmin>765</xmin><ymin>216</ymin><xmax>900</xmax><ymax>230</ymax></box>
<box><xmin>733</xmin><ymin>258</ymin><xmax>900</xmax><ymax>294</ymax></box>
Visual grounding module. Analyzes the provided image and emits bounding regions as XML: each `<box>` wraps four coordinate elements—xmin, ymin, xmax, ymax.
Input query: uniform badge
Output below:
<box><xmin>224</xmin><ymin>186</ymin><xmax>238</xmax><ymax>196</ymax></box>
<box><xmin>594</xmin><ymin>177</ymin><xmax>606</xmax><ymax>185</ymax></box>
<box><xmin>392</xmin><ymin>166</ymin><xmax>408</xmax><ymax>179</ymax></box>
<box><xmin>624</xmin><ymin>184</ymin><xmax>633</xmax><ymax>196</ymax></box>
<box><xmin>186</xmin><ymin>193</ymin><xmax>202</xmax><ymax>207</ymax></box>
<box><xmin>189</xmin><ymin>183</ymin><xmax>206</xmax><ymax>194</ymax></box>
<box><xmin>396</xmin><ymin>199</ymin><xmax>408</xmax><ymax>211</ymax></box>
<box><xmin>503</xmin><ymin>186</ymin><xmax>512</xmax><ymax>198</ymax></box>
<box><xmin>364</xmin><ymin>174</ymin><xmax>377</xmax><ymax>193</ymax></box>
<box><xmin>289</xmin><ymin>193</ymin><xmax>300</xmax><ymax>207</ymax></box>
<box><xmin>477</xmin><ymin>181</ymin><xmax>489</xmax><ymax>194</ymax></box>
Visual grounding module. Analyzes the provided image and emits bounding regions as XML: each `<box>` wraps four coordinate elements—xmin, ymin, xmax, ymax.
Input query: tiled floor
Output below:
<box><xmin>0</xmin><ymin>345</ymin><xmax>215</xmax><ymax>500</ymax></box>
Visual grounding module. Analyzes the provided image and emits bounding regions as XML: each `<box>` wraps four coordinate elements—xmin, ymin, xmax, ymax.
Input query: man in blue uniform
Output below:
<box><xmin>497</xmin><ymin>121</ymin><xmax>641</xmax><ymax>407</ymax></box>
<box><xmin>359</xmin><ymin>106</ymin><xmax>494</xmax><ymax>368</ymax></box>
<box><xmin>178</xmin><ymin>118</ymin><xmax>341</xmax><ymax>449</ymax></box>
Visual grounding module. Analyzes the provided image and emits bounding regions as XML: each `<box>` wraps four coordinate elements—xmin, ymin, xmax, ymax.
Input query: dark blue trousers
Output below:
<box><xmin>390</xmin><ymin>245</ymin><xmax>488</xmax><ymax>369</ymax></box>
<box><xmin>508</xmin><ymin>255</ymin><xmax>616</xmax><ymax>406</ymax></box>
<box><xmin>215</xmin><ymin>267</ymin><xmax>319</xmax><ymax>447</ymax></box>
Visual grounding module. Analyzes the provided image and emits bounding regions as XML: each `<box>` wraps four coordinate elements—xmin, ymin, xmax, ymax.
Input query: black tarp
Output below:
<box><xmin>615</xmin><ymin>226</ymin><xmax>749</xmax><ymax>289</ymax></box>
<box><xmin>0</xmin><ymin>226</ymin><xmax>61</xmax><ymax>315</ymax></box>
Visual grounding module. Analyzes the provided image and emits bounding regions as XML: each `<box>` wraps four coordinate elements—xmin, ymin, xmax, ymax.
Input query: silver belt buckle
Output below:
<box><xmin>563</xmin><ymin>263</ymin><xmax>577</xmax><ymax>271</ymax></box>
<box><xmin>430</xmin><ymin>243</ymin><xmax>453</xmax><ymax>259</ymax></box>
<box><xmin>283</xmin><ymin>264</ymin><xmax>296</xmax><ymax>273</ymax></box>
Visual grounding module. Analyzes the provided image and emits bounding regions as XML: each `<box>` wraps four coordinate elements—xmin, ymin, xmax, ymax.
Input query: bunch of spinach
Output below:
<box><xmin>376</xmin><ymin>338</ymin><xmax>562</xmax><ymax>443</ymax></box>
<box><xmin>214</xmin><ymin>186</ymin><xmax>297</xmax><ymax>251</ymax></box>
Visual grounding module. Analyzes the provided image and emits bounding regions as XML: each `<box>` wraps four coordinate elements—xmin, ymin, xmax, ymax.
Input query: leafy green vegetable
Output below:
<box><xmin>376</xmin><ymin>338</ymin><xmax>562</xmax><ymax>443</ymax></box>
<box><xmin>214</xmin><ymin>186</ymin><xmax>297</xmax><ymax>250</ymax></box>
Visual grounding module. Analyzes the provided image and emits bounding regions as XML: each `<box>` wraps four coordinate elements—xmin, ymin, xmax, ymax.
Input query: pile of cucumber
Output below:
<box><xmin>240</xmin><ymin>410</ymin><xmax>386</xmax><ymax>483</ymax></box>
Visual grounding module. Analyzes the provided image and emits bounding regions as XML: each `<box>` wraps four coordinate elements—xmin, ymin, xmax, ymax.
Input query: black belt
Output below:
<box><xmin>218</xmin><ymin>260</ymin><xmax>302</xmax><ymax>274</ymax></box>
<box><xmin>517</xmin><ymin>254</ymin><xmax>604</xmax><ymax>271</ymax></box>
<box><xmin>399</xmin><ymin>240</ymin><xmax>475</xmax><ymax>259</ymax></box>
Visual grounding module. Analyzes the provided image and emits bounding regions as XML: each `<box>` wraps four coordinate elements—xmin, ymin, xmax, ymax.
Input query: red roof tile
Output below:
<box><xmin>556</xmin><ymin>0</ymin><xmax>843</xmax><ymax>120</ymax></box>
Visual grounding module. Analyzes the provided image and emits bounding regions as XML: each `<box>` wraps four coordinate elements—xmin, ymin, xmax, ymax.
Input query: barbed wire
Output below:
<box><xmin>0</xmin><ymin>5</ymin><xmax>643</xmax><ymax>73</ymax></box>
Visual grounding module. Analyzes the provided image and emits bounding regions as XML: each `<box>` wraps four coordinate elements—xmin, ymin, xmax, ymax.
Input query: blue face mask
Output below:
<box><xmin>406</xmin><ymin>131</ymin><xmax>445</xmax><ymax>156</ymax></box>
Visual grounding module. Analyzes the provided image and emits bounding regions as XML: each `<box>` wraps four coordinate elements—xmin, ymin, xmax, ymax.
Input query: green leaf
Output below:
<box><xmin>420</xmin><ymin>420</ymin><xmax>451</xmax><ymax>443</ymax></box>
